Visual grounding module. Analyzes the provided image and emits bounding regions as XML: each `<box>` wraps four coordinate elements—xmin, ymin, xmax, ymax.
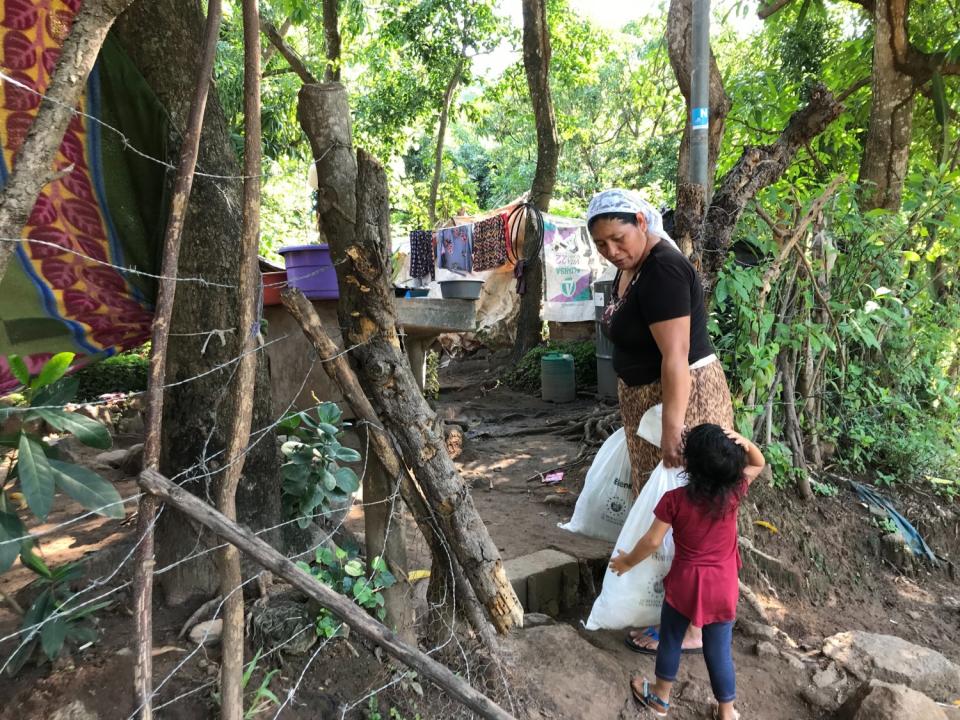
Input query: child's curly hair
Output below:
<box><xmin>682</xmin><ymin>423</ymin><xmax>748</xmax><ymax>518</ymax></box>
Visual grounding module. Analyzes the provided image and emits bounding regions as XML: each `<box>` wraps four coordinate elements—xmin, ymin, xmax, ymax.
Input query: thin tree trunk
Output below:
<box><xmin>138</xmin><ymin>469</ymin><xmax>517</xmax><ymax>720</ymax></box>
<box><xmin>261</xmin><ymin>16</ymin><xmax>291</xmax><ymax>68</ymax></box>
<box><xmin>132</xmin><ymin>2</ymin><xmax>223</xmax><ymax>717</ymax></box>
<box><xmin>298</xmin><ymin>84</ymin><xmax>523</xmax><ymax>633</ymax></box>
<box><xmin>322</xmin><ymin>0</ymin><xmax>342</xmax><ymax>82</ymax></box>
<box><xmin>215</xmin><ymin>0</ymin><xmax>261</xmax><ymax>715</ymax></box>
<box><xmin>260</xmin><ymin>19</ymin><xmax>317</xmax><ymax>84</ymax></box>
<box><xmin>512</xmin><ymin>0</ymin><xmax>560</xmax><ymax>361</ymax></box>
<box><xmin>0</xmin><ymin>0</ymin><xmax>135</xmax><ymax>283</ymax></box>
<box><xmin>428</xmin><ymin>56</ymin><xmax>465</xmax><ymax>227</ymax></box>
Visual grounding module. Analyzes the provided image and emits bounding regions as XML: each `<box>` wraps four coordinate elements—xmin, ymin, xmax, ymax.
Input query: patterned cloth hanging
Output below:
<box><xmin>436</xmin><ymin>224</ymin><xmax>473</xmax><ymax>273</ymax></box>
<box><xmin>471</xmin><ymin>214</ymin><xmax>508</xmax><ymax>272</ymax></box>
<box><xmin>408</xmin><ymin>229</ymin><xmax>434</xmax><ymax>280</ymax></box>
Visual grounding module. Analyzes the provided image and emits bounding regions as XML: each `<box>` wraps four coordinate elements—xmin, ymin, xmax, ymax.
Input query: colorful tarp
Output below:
<box><xmin>0</xmin><ymin>1</ymin><xmax>167</xmax><ymax>392</ymax></box>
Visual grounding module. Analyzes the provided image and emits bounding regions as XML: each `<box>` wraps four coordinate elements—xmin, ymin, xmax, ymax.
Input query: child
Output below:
<box><xmin>609</xmin><ymin>424</ymin><xmax>765</xmax><ymax>720</ymax></box>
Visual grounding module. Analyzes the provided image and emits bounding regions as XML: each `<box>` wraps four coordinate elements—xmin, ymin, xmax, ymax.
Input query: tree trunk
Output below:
<box><xmin>114</xmin><ymin>0</ymin><xmax>282</xmax><ymax>607</ymax></box>
<box><xmin>131</xmin><ymin>0</ymin><xmax>223</xmax><ymax>713</ymax></box>
<box><xmin>298</xmin><ymin>83</ymin><xmax>523</xmax><ymax>633</ymax></box>
<box><xmin>512</xmin><ymin>0</ymin><xmax>560</xmax><ymax>361</ymax></box>
<box><xmin>698</xmin><ymin>85</ymin><xmax>844</xmax><ymax>292</ymax></box>
<box><xmin>667</xmin><ymin>0</ymin><xmax>731</xmax><ymax>254</ymax></box>
<box><xmin>0</xmin><ymin>0</ymin><xmax>135</xmax><ymax>283</ymax></box>
<box><xmin>322</xmin><ymin>0</ymin><xmax>342</xmax><ymax>82</ymax></box>
<box><xmin>856</xmin><ymin>0</ymin><xmax>916</xmax><ymax>211</ymax></box>
<box><xmin>427</xmin><ymin>56</ymin><xmax>465</xmax><ymax>227</ymax></box>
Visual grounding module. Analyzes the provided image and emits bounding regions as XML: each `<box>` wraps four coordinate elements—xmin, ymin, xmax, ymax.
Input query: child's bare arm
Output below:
<box><xmin>724</xmin><ymin>428</ymin><xmax>765</xmax><ymax>484</ymax></box>
<box><xmin>609</xmin><ymin>519</ymin><xmax>670</xmax><ymax>576</ymax></box>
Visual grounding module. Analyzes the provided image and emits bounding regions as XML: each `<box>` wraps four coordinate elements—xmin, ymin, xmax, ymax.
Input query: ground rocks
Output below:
<box><xmin>50</xmin><ymin>701</ymin><xmax>98</xmax><ymax>720</ymax></box>
<box><xmin>823</xmin><ymin>631</ymin><xmax>960</xmax><ymax>701</ymax></box>
<box><xmin>505</xmin><ymin>624</ymin><xmax>631</xmax><ymax>720</ymax></box>
<box><xmin>188</xmin><ymin>619</ymin><xmax>223</xmax><ymax>646</ymax></box>
<box><xmin>836</xmin><ymin>680</ymin><xmax>948</xmax><ymax>720</ymax></box>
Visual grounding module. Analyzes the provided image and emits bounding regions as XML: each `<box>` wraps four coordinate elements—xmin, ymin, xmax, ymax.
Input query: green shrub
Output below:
<box><xmin>505</xmin><ymin>340</ymin><xmax>597</xmax><ymax>394</ymax></box>
<box><xmin>74</xmin><ymin>348</ymin><xmax>149</xmax><ymax>400</ymax></box>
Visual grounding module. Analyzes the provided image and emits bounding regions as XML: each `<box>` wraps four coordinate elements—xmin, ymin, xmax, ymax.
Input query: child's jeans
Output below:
<box><xmin>655</xmin><ymin>600</ymin><xmax>736</xmax><ymax>703</ymax></box>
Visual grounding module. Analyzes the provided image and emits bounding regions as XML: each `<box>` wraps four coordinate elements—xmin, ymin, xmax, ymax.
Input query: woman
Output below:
<box><xmin>588</xmin><ymin>188</ymin><xmax>734</xmax><ymax>655</ymax></box>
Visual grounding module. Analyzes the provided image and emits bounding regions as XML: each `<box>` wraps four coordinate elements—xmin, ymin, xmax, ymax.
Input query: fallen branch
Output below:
<box><xmin>137</xmin><ymin>469</ymin><xmax>516</xmax><ymax>720</ymax></box>
<box><xmin>738</xmin><ymin>579</ymin><xmax>771</xmax><ymax>624</ymax></box>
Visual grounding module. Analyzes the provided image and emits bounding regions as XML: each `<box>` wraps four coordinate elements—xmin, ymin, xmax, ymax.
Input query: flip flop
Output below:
<box><xmin>631</xmin><ymin>677</ymin><xmax>669</xmax><ymax>717</ymax></box>
<box><xmin>623</xmin><ymin>627</ymin><xmax>704</xmax><ymax>655</ymax></box>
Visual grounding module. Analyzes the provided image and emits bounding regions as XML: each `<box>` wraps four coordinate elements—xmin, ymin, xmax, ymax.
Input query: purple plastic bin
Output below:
<box><xmin>278</xmin><ymin>244</ymin><xmax>339</xmax><ymax>300</ymax></box>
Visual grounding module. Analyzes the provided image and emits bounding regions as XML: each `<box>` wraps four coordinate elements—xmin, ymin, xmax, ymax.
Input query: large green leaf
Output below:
<box><xmin>334</xmin><ymin>467</ymin><xmax>360</xmax><ymax>493</ymax></box>
<box><xmin>31</xmin><ymin>352</ymin><xmax>75</xmax><ymax>391</ymax></box>
<box><xmin>31</xmin><ymin>377</ymin><xmax>79</xmax><ymax>409</ymax></box>
<box><xmin>40</xmin><ymin>618</ymin><xmax>68</xmax><ymax>660</ymax></box>
<box><xmin>8</xmin><ymin>355</ymin><xmax>30</xmax><ymax>387</ymax></box>
<box><xmin>0</xmin><ymin>511</ymin><xmax>26</xmax><ymax>573</ymax></box>
<box><xmin>32</xmin><ymin>409</ymin><xmax>111</xmax><ymax>450</ymax></box>
<box><xmin>18</xmin><ymin>546</ymin><xmax>51</xmax><ymax>579</ymax></box>
<box><xmin>17</xmin><ymin>435</ymin><xmax>56</xmax><ymax>520</ymax></box>
<box><xmin>49</xmin><ymin>460</ymin><xmax>124</xmax><ymax>519</ymax></box>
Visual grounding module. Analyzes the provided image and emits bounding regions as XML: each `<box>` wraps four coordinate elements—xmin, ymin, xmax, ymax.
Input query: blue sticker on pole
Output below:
<box><xmin>691</xmin><ymin>107</ymin><xmax>709</xmax><ymax>130</ymax></box>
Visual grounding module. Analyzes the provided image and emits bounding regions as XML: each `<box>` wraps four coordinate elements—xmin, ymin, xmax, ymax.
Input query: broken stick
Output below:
<box><xmin>138</xmin><ymin>468</ymin><xmax>516</xmax><ymax>720</ymax></box>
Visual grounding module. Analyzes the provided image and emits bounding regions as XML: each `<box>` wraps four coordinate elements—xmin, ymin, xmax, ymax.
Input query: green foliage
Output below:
<box><xmin>212</xmin><ymin>648</ymin><xmax>281</xmax><ymax>719</ymax></box>
<box><xmin>505</xmin><ymin>341</ymin><xmax>597</xmax><ymax>394</ymax></box>
<box><xmin>365</xmin><ymin>695</ymin><xmax>423</xmax><ymax>720</ymax></box>
<box><xmin>278</xmin><ymin>403</ymin><xmax>362</xmax><ymax>528</ymax></box>
<box><xmin>1</xmin><ymin>354</ymin><xmax>123</xmax><ymax>574</ymax></box>
<box><xmin>296</xmin><ymin>543</ymin><xmax>396</xmax><ymax>637</ymax></box>
<box><xmin>73</xmin><ymin>347</ymin><xmax>149</xmax><ymax>401</ymax></box>
<box><xmin>6</xmin><ymin>552</ymin><xmax>110</xmax><ymax>676</ymax></box>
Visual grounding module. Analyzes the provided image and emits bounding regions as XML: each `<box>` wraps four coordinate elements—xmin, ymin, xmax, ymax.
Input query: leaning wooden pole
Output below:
<box><xmin>281</xmin><ymin>287</ymin><xmax>501</xmax><ymax>653</ymax></box>
<box><xmin>0</xmin><ymin>0</ymin><xmax>135</xmax><ymax>282</ymax></box>
<box><xmin>297</xmin><ymin>83</ymin><xmax>523</xmax><ymax>633</ymax></box>
<box><xmin>138</xmin><ymin>469</ymin><xmax>517</xmax><ymax>720</ymax></box>
<box><xmin>215</xmin><ymin>0</ymin><xmax>262</xmax><ymax>716</ymax></box>
<box><xmin>132</xmin><ymin>2</ymin><xmax>223</xmax><ymax>717</ymax></box>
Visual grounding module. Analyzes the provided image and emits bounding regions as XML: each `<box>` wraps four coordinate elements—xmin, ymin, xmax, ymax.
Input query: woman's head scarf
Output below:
<box><xmin>586</xmin><ymin>188</ymin><xmax>680</xmax><ymax>252</ymax></box>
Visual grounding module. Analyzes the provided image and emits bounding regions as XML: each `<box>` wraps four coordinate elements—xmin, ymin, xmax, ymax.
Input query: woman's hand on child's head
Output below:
<box><xmin>609</xmin><ymin>550</ymin><xmax>635</xmax><ymax>576</ymax></box>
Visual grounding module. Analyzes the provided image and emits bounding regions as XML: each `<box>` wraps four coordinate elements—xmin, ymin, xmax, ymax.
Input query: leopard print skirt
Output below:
<box><xmin>618</xmin><ymin>361</ymin><xmax>734</xmax><ymax>495</ymax></box>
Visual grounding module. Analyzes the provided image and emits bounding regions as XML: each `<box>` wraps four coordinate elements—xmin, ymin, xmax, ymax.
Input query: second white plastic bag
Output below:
<box><xmin>585</xmin><ymin>461</ymin><xmax>687</xmax><ymax>630</ymax></box>
<box><xmin>558</xmin><ymin>428</ymin><xmax>633</xmax><ymax>542</ymax></box>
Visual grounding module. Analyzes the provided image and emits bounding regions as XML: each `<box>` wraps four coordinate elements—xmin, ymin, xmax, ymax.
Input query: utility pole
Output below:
<box><xmin>690</xmin><ymin>0</ymin><xmax>710</xmax><ymax>189</ymax></box>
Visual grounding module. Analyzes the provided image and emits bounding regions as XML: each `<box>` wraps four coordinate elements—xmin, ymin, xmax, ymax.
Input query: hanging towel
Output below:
<box><xmin>472</xmin><ymin>215</ymin><xmax>509</xmax><ymax>272</ymax></box>
<box><xmin>437</xmin><ymin>224</ymin><xmax>474</xmax><ymax>273</ymax></box>
<box><xmin>409</xmin><ymin>229</ymin><xmax>434</xmax><ymax>280</ymax></box>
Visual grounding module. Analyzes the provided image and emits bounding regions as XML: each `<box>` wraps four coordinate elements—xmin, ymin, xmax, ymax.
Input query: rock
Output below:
<box><xmin>188</xmin><ymin>619</ymin><xmax>223</xmax><ymax>646</ymax></box>
<box><xmin>942</xmin><ymin>595</ymin><xmax>960</xmax><ymax>612</ymax></box>
<box><xmin>812</xmin><ymin>661</ymin><xmax>844</xmax><ymax>689</ymax></box>
<box><xmin>823</xmin><ymin>631</ymin><xmax>960</xmax><ymax>701</ymax></box>
<box><xmin>93</xmin><ymin>448</ymin><xmax>128</xmax><ymax>468</ymax></box>
<box><xmin>523</xmin><ymin>612</ymin><xmax>556</xmax><ymax>628</ymax></box>
<box><xmin>542</xmin><ymin>493</ymin><xmax>577</xmax><ymax>508</ymax></box>
<box><xmin>799</xmin><ymin>685</ymin><xmax>845</xmax><ymax>713</ymax></box>
<box><xmin>737</xmin><ymin>619</ymin><xmax>778</xmax><ymax>640</ymax></box>
<box><xmin>117</xmin><ymin>412</ymin><xmax>145</xmax><ymax>436</ymax></box>
<box><xmin>880</xmin><ymin>532</ymin><xmax>915</xmax><ymax>571</ymax></box>
<box><xmin>906</xmin><ymin>609</ymin><xmax>922</xmax><ymax>621</ymax></box>
<box><xmin>504</xmin><ymin>624</ymin><xmax>630</xmax><ymax>720</ymax></box>
<box><xmin>837</xmin><ymin>680</ymin><xmax>948</xmax><ymax>720</ymax></box>
<box><xmin>50</xmin><ymin>701</ymin><xmax>98</xmax><ymax>720</ymax></box>
<box><xmin>121</xmin><ymin>443</ymin><xmax>144</xmax><ymax>476</ymax></box>
<box><xmin>780</xmin><ymin>649</ymin><xmax>808</xmax><ymax>671</ymax></box>
<box><xmin>755</xmin><ymin>640</ymin><xmax>778</xmax><ymax>657</ymax></box>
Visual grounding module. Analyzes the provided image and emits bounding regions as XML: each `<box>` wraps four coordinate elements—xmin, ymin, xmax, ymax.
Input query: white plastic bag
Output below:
<box><xmin>585</xmin><ymin>462</ymin><xmax>687</xmax><ymax>630</ymax></box>
<box><xmin>637</xmin><ymin>403</ymin><xmax>663</xmax><ymax>447</ymax></box>
<box><xmin>558</xmin><ymin>428</ymin><xmax>632</xmax><ymax>542</ymax></box>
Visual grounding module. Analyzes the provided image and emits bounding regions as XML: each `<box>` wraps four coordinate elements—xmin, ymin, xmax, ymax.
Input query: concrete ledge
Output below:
<box><xmin>395</xmin><ymin>297</ymin><xmax>477</xmax><ymax>336</ymax></box>
<box><xmin>505</xmin><ymin>548</ymin><xmax>580</xmax><ymax>617</ymax></box>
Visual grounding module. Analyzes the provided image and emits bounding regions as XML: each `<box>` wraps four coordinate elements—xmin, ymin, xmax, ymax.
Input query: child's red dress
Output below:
<box><xmin>653</xmin><ymin>484</ymin><xmax>746</xmax><ymax>626</ymax></box>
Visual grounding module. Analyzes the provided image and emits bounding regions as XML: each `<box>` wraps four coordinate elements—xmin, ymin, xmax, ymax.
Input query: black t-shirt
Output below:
<box><xmin>602</xmin><ymin>242</ymin><xmax>714</xmax><ymax>386</ymax></box>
